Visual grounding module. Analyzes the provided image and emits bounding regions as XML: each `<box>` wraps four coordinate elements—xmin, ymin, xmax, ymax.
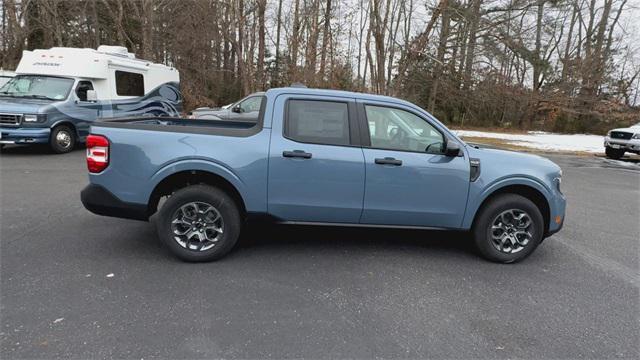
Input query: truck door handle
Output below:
<box><xmin>375</xmin><ymin>157</ymin><xmax>402</xmax><ymax>166</ymax></box>
<box><xmin>283</xmin><ymin>150</ymin><xmax>312</xmax><ymax>159</ymax></box>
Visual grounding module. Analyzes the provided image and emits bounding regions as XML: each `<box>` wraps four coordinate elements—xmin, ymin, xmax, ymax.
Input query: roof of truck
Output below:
<box><xmin>264</xmin><ymin>86</ymin><xmax>416</xmax><ymax>107</ymax></box>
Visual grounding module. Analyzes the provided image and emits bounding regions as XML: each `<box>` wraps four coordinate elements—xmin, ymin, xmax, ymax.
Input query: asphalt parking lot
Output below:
<box><xmin>1</xmin><ymin>145</ymin><xmax>638</xmax><ymax>359</ymax></box>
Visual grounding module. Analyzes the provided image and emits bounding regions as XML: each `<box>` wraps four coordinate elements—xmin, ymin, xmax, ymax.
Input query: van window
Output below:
<box><xmin>285</xmin><ymin>100</ymin><xmax>350</xmax><ymax>146</ymax></box>
<box><xmin>115</xmin><ymin>71</ymin><xmax>144</xmax><ymax>96</ymax></box>
<box><xmin>76</xmin><ymin>81</ymin><xmax>94</xmax><ymax>101</ymax></box>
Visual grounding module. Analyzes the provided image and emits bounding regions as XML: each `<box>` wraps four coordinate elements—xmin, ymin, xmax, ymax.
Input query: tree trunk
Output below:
<box><xmin>318</xmin><ymin>0</ymin><xmax>332</xmax><ymax>86</ymax></box>
<box><xmin>256</xmin><ymin>0</ymin><xmax>266</xmax><ymax>90</ymax></box>
<box><xmin>274</xmin><ymin>0</ymin><xmax>283</xmax><ymax>86</ymax></box>
<box><xmin>463</xmin><ymin>0</ymin><xmax>481</xmax><ymax>90</ymax></box>
<box><xmin>428</xmin><ymin>3</ymin><xmax>450</xmax><ymax>112</ymax></box>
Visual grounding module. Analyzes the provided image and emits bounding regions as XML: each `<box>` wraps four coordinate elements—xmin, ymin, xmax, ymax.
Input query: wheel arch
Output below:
<box><xmin>470</xmin><ymin>183</ymin><xmax>551</xmax><ymax>234</ymax></box>
<box><xmin>147</xmin><ymin>170</ymin><xmax>248</xmax><ymax>219</ymax></box>
<box><xmin>51</xmin><ymin>120</ymin><xmax>80</xmax><ymax>138</ymax></box>
<box><xmin>463</xmin><ymin>177</ymin><xmax>554</xmax><ymax>233</ymax></box>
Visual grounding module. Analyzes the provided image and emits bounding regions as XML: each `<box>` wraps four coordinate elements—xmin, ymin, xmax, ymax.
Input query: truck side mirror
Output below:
<box><xmin>86</xmin><ymin>90</ymin><xmax>98</xmax><ymax>102</ymax></box>
<box><xmin>445</xmin><ymin>141</ymin><xmax>462</xmax><ymax>157</ymax></box>
<box><xmin>232</xmin><ymin>105</ymin><xmax>242</xmax><ymax>113</ymax></box>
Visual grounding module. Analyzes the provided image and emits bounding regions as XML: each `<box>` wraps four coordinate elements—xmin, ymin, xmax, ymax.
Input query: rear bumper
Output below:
<box><xmin>0</xmin><ymin>127</ymin><xmax>50</xmax><ymax>144</ymax></box>
<box><xmin>81</xmin><ymin>184</ymin><xmax>149</xmax><ymax>221</ymax></box>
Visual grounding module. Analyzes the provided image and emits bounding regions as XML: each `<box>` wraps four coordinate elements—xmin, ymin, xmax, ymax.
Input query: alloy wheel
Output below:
<box><xmin>170</xmin><ymin>201</ymin><xmax>224</xmax><ymax>251</ymax></box>
<box><xmin>490</xmin><ymin>209</ymin><xmax>533</xmax><ymax>254</ymax></box>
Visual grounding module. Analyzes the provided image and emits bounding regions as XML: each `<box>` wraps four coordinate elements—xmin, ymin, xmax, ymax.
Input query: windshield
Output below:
<box><xmin>0</xmin><ymin>76</ymin><xmax>12</xmax><ymax>88</ymax></box>
<box><xmin>0</xmin><ymin>75</ymin><xmax>74</xmax><ymax>100</ymax></box>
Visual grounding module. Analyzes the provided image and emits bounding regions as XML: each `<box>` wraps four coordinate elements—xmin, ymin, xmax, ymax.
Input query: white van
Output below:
<box><xmin>0</xmin><ymin>46</ymin><xmax>181</xmax><ymax>153</ymax></box>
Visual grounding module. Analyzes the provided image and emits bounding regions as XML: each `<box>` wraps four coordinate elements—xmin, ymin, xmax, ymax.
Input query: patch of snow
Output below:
<box><xmin>602</xmin><ymin>158</ymin><xmax>640</xmax><ymax>168</ymax></box>
<box><xmin>455</xmin><ymin>130</ymin><xmax>604</xmax><ymax>153</ymax></box>
<box><xmin>106</xmin><ymin>273</ymin><xmax>114</xmax><ymax>278</ymax></box>
<box><xmin>53</xmin><ymin>318</ymin><xmax>64</xmax><ymax>324</ymax></box>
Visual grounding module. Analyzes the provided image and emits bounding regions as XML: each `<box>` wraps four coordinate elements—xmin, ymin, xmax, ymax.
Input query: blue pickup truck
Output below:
<box><xmin>81</xmin><ymin>87</ymin><xmax>565</xmax><ymax>263</ymax></box>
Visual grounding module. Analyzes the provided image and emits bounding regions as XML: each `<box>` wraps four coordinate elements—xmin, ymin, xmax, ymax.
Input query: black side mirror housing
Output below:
<box><xmin>232</xmin><ymin>105</ymin><xmax>242</xmax><ymax>113</ymax></box>
<box><xmin>445</xmin><ymin>141</ymin><xmax>462</xmax><ymax>157</ymax></box>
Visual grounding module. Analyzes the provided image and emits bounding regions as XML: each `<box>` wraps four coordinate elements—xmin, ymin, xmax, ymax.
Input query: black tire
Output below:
<box><xmin>605</xmin><ymin>146</ymin><xmax>625</xmax><ymax>160</ymax></box>
<box><xmin>156</xmin><ymin>184</ymin><xmax>242</xmax><ymax>262</ymax></box>
<box><xmin>472</xmin><ymin>194</ymin><xmax>544</xmax><ymax>263</ymax></box>
<box><xmin>50</xmin><ymin>125</ymin><xmax>76</xmax><ymax>153</ymax></box>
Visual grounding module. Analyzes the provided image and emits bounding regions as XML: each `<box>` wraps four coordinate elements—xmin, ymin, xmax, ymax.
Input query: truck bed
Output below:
<box><xmin>95</xmin><ymin>115</ymin><xmax>259</xmax><ymax>134</ymax></box>
<box><xmin>87</xmin><ymin>115</ymin><xmax>271</xmax><ymax>217</ymax></box>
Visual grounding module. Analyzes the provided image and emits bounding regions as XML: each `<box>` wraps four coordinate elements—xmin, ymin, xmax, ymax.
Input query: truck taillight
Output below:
<box><xmin>86</xmin><ymin>134</ymin><xmax>109</xmax><ymax>173</ymax></box>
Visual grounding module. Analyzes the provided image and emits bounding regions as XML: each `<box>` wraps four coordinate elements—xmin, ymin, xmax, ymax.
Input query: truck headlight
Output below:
<box><xmin>554</xmin><ymin>176</ymin><xmax>562</xmax><ymax>194</ymax></box>
<box><xmin>23</xmin><ymin>114</ymin><xmax>46</xmax><ymax>123</ymax></box>
<box><xmin>632</xmin><ymin>133</ymin><xmax>640</xmax><ymax>139</ymax></box>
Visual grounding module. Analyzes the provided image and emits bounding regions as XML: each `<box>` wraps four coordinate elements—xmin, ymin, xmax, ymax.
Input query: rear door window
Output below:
<box><xmin>285</xmin><ymin>100</ymin><xmax>350</xmax><ymax>146</ymax></box>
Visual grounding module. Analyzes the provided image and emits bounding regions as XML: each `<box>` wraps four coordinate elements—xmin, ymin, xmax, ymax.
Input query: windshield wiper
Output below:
<box><xmin>0</xmin><ymin>91</ymin><xmax>16</xmax><ymax>97</ymax></box>
<box><xmin>21</xmin><ymin>94</ymin><xmax>58</xmax><ymax>101</ymax></box>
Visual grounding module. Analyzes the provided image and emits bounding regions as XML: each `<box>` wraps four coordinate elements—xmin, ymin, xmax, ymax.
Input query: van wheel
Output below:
<box><xmin>605</xmin><ymin>146</ymin><xmax>625</xmax><ymax>160</ymax></box>
<box><xmin>156</xmin><ymin>184</ymin><xmax>241</xmax><ymax>262</ymax></box>
<box><xmin>472</xmin><ymin>194</ymin><xmax>544</xmax><ymax>263</ymax></box>
<box><xmin>50</xmin><ymin>125</ymin><xmax>76</xmax><ymax>153</ymax></box>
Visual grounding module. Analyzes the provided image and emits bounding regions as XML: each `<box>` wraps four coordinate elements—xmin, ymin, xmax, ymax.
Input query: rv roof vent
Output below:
<box><xmin>97</xmin><ymin>45</ymin><xmax>135</xmax><ymax>59</ymax></box>
<box><xmin>290</xmin><ymin>82</ymin><xmax>307</xmax><ymax>88</ymax></box>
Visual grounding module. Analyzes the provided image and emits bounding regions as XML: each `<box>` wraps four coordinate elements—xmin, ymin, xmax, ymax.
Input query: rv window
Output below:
<box><xmin>115</xmin><ymin>71</ymin><xmax>144</xmax><ymax>96</ymax></box>
<box><xmin>76</xmin><ymin>81</ymin><xmax>94</xmax><ymax>101</ymax></box>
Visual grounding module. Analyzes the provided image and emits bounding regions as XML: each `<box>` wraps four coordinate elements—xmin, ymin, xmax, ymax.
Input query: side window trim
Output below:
<box><xmin>357</xmin><ymin>101</ymin><xmax>448</xmax><ymax>154</ymax></box>
<box><xmin>283</xmin><ymin>98</ymin><xmax>362</xmax><ymax>147</ymax></box>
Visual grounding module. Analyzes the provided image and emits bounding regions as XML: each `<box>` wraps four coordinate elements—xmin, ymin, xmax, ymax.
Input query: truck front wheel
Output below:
<box><xmin>50</xmin><ymin>125</ymin><xmax>76</xmax><ymax>153</ymax></box>
<box><xmin>472</xmin><ymin>194</ymin><xmax>544</xmax><ymax>263</ymax></box>
<box><xmin>605</xmin><ymin>146</ymin><xmax>625</xmax><ymax>159</ymax></box>
<box><xmin>156</xmin><ymin>184</ymin><xmax>242</xmax><ymax>262</ymax></box>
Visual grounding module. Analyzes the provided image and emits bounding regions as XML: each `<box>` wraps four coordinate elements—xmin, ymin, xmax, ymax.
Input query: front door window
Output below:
<box><xmin>365</xmin><ymin>105</ymin><xmax>445</xmax><ymax>154</ymax></box>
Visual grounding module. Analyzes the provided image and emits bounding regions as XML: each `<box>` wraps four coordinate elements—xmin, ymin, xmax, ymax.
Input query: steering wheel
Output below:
<box><xmin>390</xmin><ymin>127</ymin><xmax>407</xmax><ymax>146</ymax></box>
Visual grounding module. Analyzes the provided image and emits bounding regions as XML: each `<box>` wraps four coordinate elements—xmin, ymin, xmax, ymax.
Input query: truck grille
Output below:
<box><xmin>0</xmin><ymin>113</ymin><xmax>21</xmax><ymax>126</ymax></box>
<box><xmin>610</xmin><ymin>131</ymin><xmax>632</xmax><ymax>140</ymax></box>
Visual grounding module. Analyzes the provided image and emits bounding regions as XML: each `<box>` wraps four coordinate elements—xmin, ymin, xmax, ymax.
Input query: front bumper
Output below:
<box><xmin>545</xmin><ymin>213</ymin><xmax>564</xmax><ymax>237</ymax></box>
<box><xmin>0</xmin><ymin>127</ymin><xmax>50</xmax><ymax>144</ymax></box>
<box><xmin>604</xmin><ymin>137</ymin><xmax>640</xmax><ymax>153</ymax></box>
<box><xmin>81</xmin><ymin>184</ymin><xmax>149</xmax><ymax>221</ymax></box>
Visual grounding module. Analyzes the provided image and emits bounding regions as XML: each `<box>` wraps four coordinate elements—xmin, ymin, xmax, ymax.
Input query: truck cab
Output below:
<box><xmin>0</xmin><ymin>46</ymin><xmax>181</xmax><ymax>153</ymax></box>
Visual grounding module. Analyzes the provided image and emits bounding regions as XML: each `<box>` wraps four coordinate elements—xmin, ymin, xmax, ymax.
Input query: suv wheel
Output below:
<box><xmin>605</xmin><ymin>146</ymin><xmax>625</xmax><ymax>160</ymax></box>
<box><xmin>473</xmin><ymin>194</ymin><xmax>544</xmax><ymax>263</ymax></box>
<box><xmin>156</xmin><ymin>185</ymin><xmax>241</xmax><ymax>262</ymax></box>
<box><xmin>50</xmin><ymin>125</ymin><xmax>76</xmax><ymax>153</ymax></box>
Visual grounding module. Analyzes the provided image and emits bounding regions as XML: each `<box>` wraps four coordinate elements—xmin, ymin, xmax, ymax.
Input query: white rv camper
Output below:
<box><xmin>0</xmin><ymin>46</ymin><xmax>181</xmax><ymax>153</ymax></box>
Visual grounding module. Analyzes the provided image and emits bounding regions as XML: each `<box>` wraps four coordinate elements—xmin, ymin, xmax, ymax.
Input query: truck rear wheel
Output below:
<box><xmin>605</xmin><ymin>146</ymin><xmax>625</xmax><ymax>159</ymax></box>
<box><xmin>472</xmin><ymin>194</ymin><xmax>544</xmax><ymax>263</ymax></box>
<box><xmin>50</xmin><ymin>125</ymin><xmax>76</xmax><ymax>153</ymax></box>
<box><xmin>156</xmin><ymin>184</ymin><xmax>241</xmax><ymax>262</ymax></box>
